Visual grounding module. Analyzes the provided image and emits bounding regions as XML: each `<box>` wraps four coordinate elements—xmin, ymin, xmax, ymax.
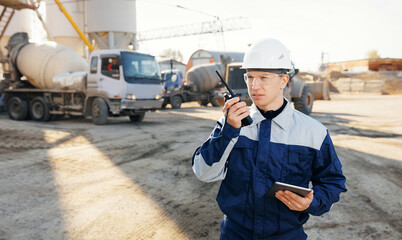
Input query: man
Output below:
<box><xmin>107</xmin><ymin>58</ymin><xmax>119</xmax><ymax>72</ymax></box>
<box><xmin>192</xmin><ymin>38</ymin><xmax>347</xmax><ymax>239</ymax></box>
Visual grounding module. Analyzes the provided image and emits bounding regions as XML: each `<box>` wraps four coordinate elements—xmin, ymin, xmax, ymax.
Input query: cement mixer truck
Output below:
<box><xmin>161</xmin><ymin>63</ymin><xmax>224</xmax><ymax>108</ymax></box>
<box><xmin>1</xmin><ymin>33</ymin><xmax>163</xmax><ymax>125</ymax></box>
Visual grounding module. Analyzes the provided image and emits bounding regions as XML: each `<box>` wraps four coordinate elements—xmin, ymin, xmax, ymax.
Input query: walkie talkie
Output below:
<box><xmin>215</xmin><ymin>71</ymin><xmax>253</xmax><ymax>127</ymax></box>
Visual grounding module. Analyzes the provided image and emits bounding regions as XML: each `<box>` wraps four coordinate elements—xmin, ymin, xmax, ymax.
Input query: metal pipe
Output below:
<box><xmin>108</xmin><ymin>32</ymin><xmax>114</xmax><ymax>49</ymax></box>
<box><xmin>54</xmin><ymin>0</ymin><xmax>94</xmax><ymax>51</ymax></box>
<box><xmin>83</xmin><ymin>0</ymin><xmax>88</xmax><ymax>58</ymax></box>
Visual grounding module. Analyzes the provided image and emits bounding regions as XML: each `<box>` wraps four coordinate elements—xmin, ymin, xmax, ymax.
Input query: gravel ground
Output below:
<box><xmin>0</xmin><ymin>93</ymin><xmax>401</xmax><ymax>240</ymax></box>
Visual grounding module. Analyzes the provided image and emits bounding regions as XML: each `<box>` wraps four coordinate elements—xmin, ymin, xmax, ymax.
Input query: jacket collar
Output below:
<box><xmin>249</xmin><ymin>104</ymin><xmax>265</xmax><ymax>125</ymax></box>
<box><xmin>249</xmin><ymin>98</ymin><xmax>293</xmax><ymax>131</ymax></box>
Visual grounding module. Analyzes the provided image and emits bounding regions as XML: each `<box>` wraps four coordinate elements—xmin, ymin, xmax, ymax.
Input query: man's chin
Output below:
<box><xmin>252</xmin><ymin>98</ymin><xmax>265</xmax><ymax>107</ymax></box>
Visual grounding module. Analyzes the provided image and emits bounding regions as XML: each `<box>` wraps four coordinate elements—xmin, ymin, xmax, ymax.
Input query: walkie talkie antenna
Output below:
<box><xmin>216</xmin><ymin>71</ymin><xmax>235</xmax><ymax>97</ymax></box>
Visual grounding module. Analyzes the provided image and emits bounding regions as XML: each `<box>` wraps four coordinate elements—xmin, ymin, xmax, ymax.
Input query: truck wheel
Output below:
<box><xmin>210</xmin><ymin>97</ymin><xmax>220</xmax><ymax>107</ymax></box>
<box><xmin>170</xmin><ymin>96</ymin><xmax>182</xmax><ymax>109</ymax></box>
<box><xmin>293</xmin><ymin>86</ymin><xmax>314</xmax><ymax>115</ymax></box>
<box><xmin>7</xmin><ymin>96</ymin><xmax>28</xmax><ymax>120</ymax></box>
<box><xmin>92</xmin><ymin>98</ymin><xmax>108</xmax><ymax>125</ymax></box>
<box><xmin>198</xmin><ymin>99</ymin><xmax>209</xmax><ymax>106</ymax></box>
<box><xmin>30</xmin><ymin>97</ymin><xmax>51</xmax><ymax>121</ymax></box>
<box><xmin>129</xmin><ymin>112</ymin><xmax>145</xmax><ymax>123</ymax></box>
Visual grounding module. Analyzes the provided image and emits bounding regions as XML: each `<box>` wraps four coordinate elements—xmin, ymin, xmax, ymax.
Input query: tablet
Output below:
<box><xmin>265</xmin><ymin>182</ymin><xmax>312</xmax><ymax>198</ymax></box>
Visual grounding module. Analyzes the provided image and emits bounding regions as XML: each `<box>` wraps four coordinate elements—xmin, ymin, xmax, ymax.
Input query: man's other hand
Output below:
<box><xmin>275</xmin><ymin>190</ymin><xmax>314</xmax><ymax>211</ymax></box>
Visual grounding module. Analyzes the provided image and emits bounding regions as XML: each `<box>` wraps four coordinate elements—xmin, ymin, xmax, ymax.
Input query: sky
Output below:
<box><xmin>135</xmin><ymin>0</ymin><xmax>402</xmax><ymax>72</ymax></box>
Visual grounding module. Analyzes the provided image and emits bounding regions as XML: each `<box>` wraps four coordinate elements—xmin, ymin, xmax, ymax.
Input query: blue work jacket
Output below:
<box><xmin>192</xmin><ymin>102</ymin><xmax>347</xmax><ymax>239</ymax></box>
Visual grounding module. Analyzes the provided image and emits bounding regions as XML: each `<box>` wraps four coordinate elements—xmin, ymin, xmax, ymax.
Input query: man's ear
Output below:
<box><xmin>280</xmin><ymin>75</ymin><xmax>289</xmax><ymax>89</ymax></box>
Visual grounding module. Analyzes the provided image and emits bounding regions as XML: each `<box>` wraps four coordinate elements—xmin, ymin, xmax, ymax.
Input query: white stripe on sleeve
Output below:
<box><xmin>192</xmin><ymin>136</ymin><xmax>238</xmax><ymax>182</ymax></box>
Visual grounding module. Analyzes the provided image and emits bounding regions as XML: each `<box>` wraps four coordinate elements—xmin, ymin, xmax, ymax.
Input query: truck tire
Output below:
<box><xmin>170</xmin><ymin>95</ymin><xmax>182</xmax><ymax>109</ymax></box>
<box><xmin>30</xmin><ymin>97</ymin><xmax>51</xmax><ymax>121</ymax></box>
<box><xmin>92</xmin><ymin>97</ymin><xmax>108</xmax><ymax>125</ymax></box>
<box><xmin>7</xmin><ymin>96</ymin><xmax>28</xmax><ymax>120</ymax></box>
<box><xmin>293</xmin><ymin>86</ymin><xmax>314</xmax><ymax>115</ymax></box>
<box><xmin>198</xmin><ymin>99</ymin><xmax>209</xmax><ymax>106</ymax></box>
<box><xmin>129</xmin><ymin>112</ymin><xmax>145</xmax><ymax>123</ymax></box>
<box><xmin>210</xmin><ymin>97</ymin><xmax>220</xmax><ymax>107</ymax></box>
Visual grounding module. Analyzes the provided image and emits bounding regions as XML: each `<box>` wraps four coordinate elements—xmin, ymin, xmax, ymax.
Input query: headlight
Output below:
<box><xmin>155</xmin><ymin>94</ymin><xmax>162</xmax><ymax>100</ymax></box>
<box><xmin>126</xmin><ymin>94</ymin><xmax>136</xmax><ymax>100</ymax></box>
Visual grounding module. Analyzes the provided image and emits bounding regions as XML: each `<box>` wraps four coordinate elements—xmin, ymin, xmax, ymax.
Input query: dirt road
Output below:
<box><xmin>0</xmin><ymin>94</ymin><xmax>401</xmax><ymax>240</ymax></box>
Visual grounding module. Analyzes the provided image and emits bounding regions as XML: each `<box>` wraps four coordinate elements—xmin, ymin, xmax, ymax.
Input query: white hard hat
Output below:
<box><xmin>242</xmin><ymin>38</ymin><xmax>293</xmax><ymax>71</ymax></box>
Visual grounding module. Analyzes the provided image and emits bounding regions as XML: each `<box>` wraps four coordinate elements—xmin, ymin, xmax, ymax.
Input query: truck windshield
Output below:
<box><xmin>121</xmin><ymin>52</ymin><xmax>161</xmax><ymax>84</ymax></box>
<box><xmin>228</xmin><ymin>66</ymin><xmax>247</xmax><ymax>89</ymax></box>
<box><xmin>162</xmin><ymin>72</ymin><xmax>178</xmax><ymax>85</ymax></box>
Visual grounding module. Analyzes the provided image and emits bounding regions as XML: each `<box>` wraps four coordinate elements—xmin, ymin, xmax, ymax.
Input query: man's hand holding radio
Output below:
<box><xmin>223</xmin><ymin>97</ymin><xmax>250</xmax><ymax>129</ymax></box>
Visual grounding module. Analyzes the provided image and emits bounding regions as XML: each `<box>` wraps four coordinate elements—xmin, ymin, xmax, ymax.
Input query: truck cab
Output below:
<box><xmin>161</xmin><ymin>69</ymin><xmax>183</xmax><ymax>92</ymax></box>
<box><xmin>160</xmin><ymin>69</ymin><xmax>186</xmax><ymax>109</ymax></box>
<box><xmin>87</xmin><ymin>49</ymin><xmax>164</xmax><ymax>123</ymax></box>
<box><xmin>214</xmin><ymin>62</ymin><xmax>255</xmax><ymax>107</ymax></box>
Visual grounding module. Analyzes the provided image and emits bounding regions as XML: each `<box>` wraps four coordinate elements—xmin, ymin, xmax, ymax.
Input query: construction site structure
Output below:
<box><xmin>0</xmin><ymin>0</ymin><xmax>38</xmax><ymax>58</ymax></box>
<box><xmin>46</xmin><ymin>0</ymin><xmax>87</xmax><ymax>56</ymax></box>
<box><xmin>322</xmin><ymin>58</ymin><xmax>402</xmax><ymax>73</ymax></box>
<box><xmin>137</xmin><ymin>17</ymin><xmax>250</xmax><ymax>42</ymax></box>
<box><xmin>46</xmin><ymin>0</ymin><xmax>137</xmax><ymax>54</ymax></box>
<box><xmin>86</xmin><ymin>0</ymin><xmax>136</xmax><ymax>50</ymax></box>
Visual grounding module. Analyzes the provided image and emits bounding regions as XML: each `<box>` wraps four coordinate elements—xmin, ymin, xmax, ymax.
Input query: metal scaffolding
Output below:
<box><xmin>136</xmin><ymin>17</ymin><xmax>250</xmax><ymax>42</ymax></box>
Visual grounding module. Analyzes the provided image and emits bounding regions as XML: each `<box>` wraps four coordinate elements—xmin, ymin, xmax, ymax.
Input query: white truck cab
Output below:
<box><xmin>86</xmin><ymin>49</ymin><xmax>164</xmax><ymax>124</ymax></box>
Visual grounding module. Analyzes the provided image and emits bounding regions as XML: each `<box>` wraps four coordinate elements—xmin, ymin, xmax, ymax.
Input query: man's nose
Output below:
<box><xmin>251</xmin><ymin>79</ymin><xmax>262</xmax><ymax>89</ymax></box>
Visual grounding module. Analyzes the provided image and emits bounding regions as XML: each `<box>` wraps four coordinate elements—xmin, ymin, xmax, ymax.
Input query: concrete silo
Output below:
<box><xmin>86</xmin><ymin>0</ymin><xmax>136</xmax><ymax>49</ymax></box>
<box><xmin>0</xmin><ymin>7</ymin><xmax>34</xmax><ymax>55</ymax></box>
<box><xmin>45</xmin><ymin>0</ymin><xmax>86</xmax><ymax>56</ymax></box>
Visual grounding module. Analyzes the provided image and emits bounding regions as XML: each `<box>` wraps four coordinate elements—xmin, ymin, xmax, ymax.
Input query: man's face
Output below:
<box><xmin>245</xmin><ymin>70</ymin><xmax>289</xmax><ymax>111</ymax></box>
